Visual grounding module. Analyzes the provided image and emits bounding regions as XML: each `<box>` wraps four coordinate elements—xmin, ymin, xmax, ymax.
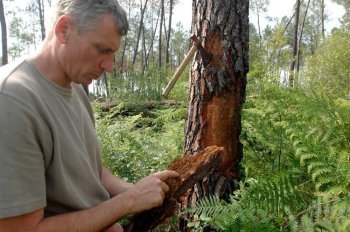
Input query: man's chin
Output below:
<box><xmin>80</xmin><ymin>78</ymin><xmax>94</xmax><ymax>85</ymax></box>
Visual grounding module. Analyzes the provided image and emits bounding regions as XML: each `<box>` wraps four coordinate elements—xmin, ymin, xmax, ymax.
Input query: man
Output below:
<box><xmin>0</xmin><ymin>0</ymin><xmax>178</xmax><ymax>231</ymax></box>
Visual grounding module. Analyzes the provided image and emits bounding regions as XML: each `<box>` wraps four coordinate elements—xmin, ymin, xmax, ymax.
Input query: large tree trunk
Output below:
<box><xmin>181</xmin><ymin>0</ymin><xmax>249</xmax><ymax>230</ymax></box>
<box><xmin>0</xmin><ymin>0</ymin><xmax>8</xmax><ymax>65</ymax></box>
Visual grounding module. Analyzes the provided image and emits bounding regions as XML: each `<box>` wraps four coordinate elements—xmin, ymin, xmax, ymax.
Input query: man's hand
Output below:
<box><xmin>124</xmin><ymin>170</ymin><xmax>179</xmax><ymax>214</ymax></box>
<box><xmin>106</xmin><ymin>223</ymin><xmax>124</xmax><ymax>232</ymax></box>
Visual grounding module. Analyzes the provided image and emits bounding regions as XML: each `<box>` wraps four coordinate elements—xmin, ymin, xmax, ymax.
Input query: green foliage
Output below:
<box><xmin>94</xmin><ymin>101</ymin><xmax>186</xmax><ymax>182</ymax></box>
<box><xmin>108</xmin><ymin>67</ymin><xmax>170</xmax><ymax>102</ymax></box>
<box><xmin>182</xmin><ymin>190</ymin><xmax>279</xmax><ymax>232</ymax></box>
<box><xmin>106</xmin><ymin>64</ymin><xmax>189</xmax><ymax>103</ymax></box>
<box><xmin>305</xmin><ymin>30</ymin><xmax>350</xmax><ymax>99</ymax></box>
<box><xmin>182</xmin><ymin>78</ymin><xmax>349</xmax><ymax>231</ymax></box>
<box><xmin>284</xmin><ymin>194</ymin><xmax>350</xmax><ymax>232</ymax></box>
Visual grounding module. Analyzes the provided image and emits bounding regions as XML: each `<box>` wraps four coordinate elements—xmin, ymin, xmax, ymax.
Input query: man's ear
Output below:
<box><xmin>55</xmin><ymin>15</ymin><xmax>72</xmax><ymax>44</ymax></box>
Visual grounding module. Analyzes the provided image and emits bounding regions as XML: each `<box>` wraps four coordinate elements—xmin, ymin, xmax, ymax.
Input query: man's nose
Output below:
<box><xmin>100</xmin><ymin>54</ymin><xmax>114</xmax><ymax>73</ymax></box>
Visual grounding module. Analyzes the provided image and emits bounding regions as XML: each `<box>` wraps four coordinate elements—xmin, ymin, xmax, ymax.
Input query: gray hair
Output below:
<box><xmin>54</xmin><ymin>0</ymin><xmax>129</xmax><ymax>36</ymax></box>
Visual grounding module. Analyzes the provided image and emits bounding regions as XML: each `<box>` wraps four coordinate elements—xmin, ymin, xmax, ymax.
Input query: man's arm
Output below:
<box><xmin>0</xmin><ymin>170</ymin><xmax>179</xmax><ymax>232</ymax></box>
<box><xmin>101</xmin><ymin>167</ymin><xmax>134</xmax><ymax>197</ymax></box>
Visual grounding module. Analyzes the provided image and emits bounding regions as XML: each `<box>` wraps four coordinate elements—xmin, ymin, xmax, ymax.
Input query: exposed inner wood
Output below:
<box><xmin>123</xmin><ymin>146</ymin><xmax>224</xmax><ymax>232</ymax></box>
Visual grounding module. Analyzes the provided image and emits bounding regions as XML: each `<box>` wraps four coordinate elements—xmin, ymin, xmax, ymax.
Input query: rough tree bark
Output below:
<box><xmin>124</xmin><ymin>146</ymin><xmax>225</xmax><ymax>232</ymax></box>
<box><xmin>181</xmin><ymin>0</ymin><xmax>249</xmax><ymax>230</ymax></box>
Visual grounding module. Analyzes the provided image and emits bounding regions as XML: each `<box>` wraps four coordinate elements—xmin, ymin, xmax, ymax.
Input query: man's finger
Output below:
<box><xmin>160</xmin><ymin>181</ymin><xmax>169</xmax><ymax>193</ymax></box>
<box><xmin>153</xmin><ymin>170</ymin><xmax>179</xmax><ymax>181</ymax></box>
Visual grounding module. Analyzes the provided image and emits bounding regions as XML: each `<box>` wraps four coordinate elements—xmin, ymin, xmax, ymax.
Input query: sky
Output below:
<box><xmin>173</xmin><ymin>0</ymin><xmax>346</xmax><ymax>34</ymax></box>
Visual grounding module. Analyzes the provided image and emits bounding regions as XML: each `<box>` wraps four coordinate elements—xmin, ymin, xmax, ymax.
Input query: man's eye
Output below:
<box><xmin>98</xmin><ymin>47</ymin><xmax>113</xmax><ymax>55</ymax></box>
<box><xmin>98</xmin><ymin>47</ymin><xmax>107</xmax><ymax>53</ymax></box>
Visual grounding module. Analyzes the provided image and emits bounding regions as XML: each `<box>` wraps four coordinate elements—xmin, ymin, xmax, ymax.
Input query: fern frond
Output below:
<box><xmin>181</xmin><ymin>195</ymin><xmax>227</xmax><ymax>218</ymax></box>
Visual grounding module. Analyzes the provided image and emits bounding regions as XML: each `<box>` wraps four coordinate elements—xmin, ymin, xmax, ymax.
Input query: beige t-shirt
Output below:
<box><xmin>0</xmin><ymin>59</ymin><xmax>110</xmax><ymax>218</ymax></box>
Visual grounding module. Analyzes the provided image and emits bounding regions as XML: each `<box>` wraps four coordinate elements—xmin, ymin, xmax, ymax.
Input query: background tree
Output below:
<box><xmin>250</xmin><ymin>0</ymin><xmax>269</xmax><ymax>50</ymax></box>
<box><xmin>331</xmin><ymin>0</ymin><xmax>350</xmax><ymax>30</ymax></box>
<box><xmin>158</xmin><ymin>0</ymin><xmax>164</xmax><ymax>68</ymax></box>
<box><xmin>132</xmin><ymin>0</ymin><xmax>148</xmax><ymax>66</ymax></box>
<box><xmin>289</xmin><ymin>0</ymin><xmax>300</xmax><ymax>87</ymax></box>
<box><xmin>0</xmin><ymin>0</ymin><xmax>7</xmax><ymax>65</ymax></box>
<box><xmin>35</xmin><ymin>0</ymin><xmax>45</xmax><ymax>40</ymax></box>
<box><xmin>165</xmin><ymin>0</ymin><xmax>173</xmax><ymax>64</ymax></box>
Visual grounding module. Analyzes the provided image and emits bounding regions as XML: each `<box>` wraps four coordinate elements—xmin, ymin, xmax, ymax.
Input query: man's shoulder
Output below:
<box><xmin>0</xmin><ymin>59</ymin><xmax>26</xmax><ymax>90</ymax></box>
<box><xmin>0</xmin><ymin>59</ymin><xmax>44</xmax><ymax>111</ymax></box>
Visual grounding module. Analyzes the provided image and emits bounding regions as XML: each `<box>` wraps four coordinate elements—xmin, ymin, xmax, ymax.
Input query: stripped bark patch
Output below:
<box><xmin>123</xmin><ymin>146</ymin><xmax>224</xmax><ymax>232</ymax></box>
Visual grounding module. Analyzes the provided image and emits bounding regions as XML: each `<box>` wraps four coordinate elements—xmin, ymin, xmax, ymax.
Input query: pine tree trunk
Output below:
<box><xmin>289</xmin><ymin>0</ymin><xmax>300</xmax><ymax>87</ymax></box>
<box><xmin>118</xmin><ymin>0</ymin><xmax>131</xmax><ymax>74</ymax></box>
<box><xmin>181</xmin><ymin>0</ymin><xmax>249</xmax><ymax>230</ymax></box>
<box><xmin>132</xmin><ymin>0</ymin><xmax>148</xmax><ymax>66</ymax></box>
<box><xmin>166</xmin><ymin>0</ymin><xmax>173</xmax><ymax>64</ymax></box>
<box><xmin>145</xmin><ymin>11</ymin><xmax>160</xmax><ymax>69</ymax></box>
<box><xmin>0</xmin><ymin>0</ymin><xmax>7</xmax><ymax>65</ymax></box>
<box><xmin>37</xmin><ymin>0</ymin><xmax>45</xmax><ymax>40</ymax></box>
<box><xmin>158</xmin><ymin>0</ymin><xmax>164</xmax><ymax>68</ymax></box>
<box><xmin>296</xmin><ymin>0</ymin><xmax>311</xmax><ymax>73</ymax></box>
<box><xmin>320</xmin><ymin>0</ymin><xmax>325</xmax><ymax>38</ymax></box>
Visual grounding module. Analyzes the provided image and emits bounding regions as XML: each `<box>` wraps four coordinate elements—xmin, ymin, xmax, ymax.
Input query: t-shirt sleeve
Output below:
<box><xmin>0</xmin><ymin>93</ymin><xmax>47</xmax><ymax>218</ymax></box>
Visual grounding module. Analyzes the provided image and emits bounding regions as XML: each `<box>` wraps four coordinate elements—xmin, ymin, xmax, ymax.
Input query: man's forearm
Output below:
<box><xmin>101</xmin><ymin>167</ymin><xmax>134</xmax><ymax>197</ymax></box>
<box><xmin>39</xmin><ymin>194</ymin><xmax>133</xmax><ymax>232</ymax></box>
<box><xmin>0</xmin><ymin>193</ymin><xmax>134</xmax><ymax>232</ymax></box>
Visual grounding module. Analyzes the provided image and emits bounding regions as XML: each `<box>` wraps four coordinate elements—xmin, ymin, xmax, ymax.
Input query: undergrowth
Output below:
<box><xmin>183</xmin><ymin>82</ymin><xmax>350</xmax><ymax>231</ymax></box>
<box><xmin>94</xmin><ymin>101</ymin><xmax>186</xmax><ymax>182</ymax></box>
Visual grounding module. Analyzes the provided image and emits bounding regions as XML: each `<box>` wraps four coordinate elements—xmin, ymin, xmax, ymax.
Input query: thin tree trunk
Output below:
<box><xmin>158</xmin><ymin>0</ymin><xmax>164</xmax><ymax>68</ymax></box>
<box><xmin>257</xmin><ymin>10</ymin><xmax>262</xmax><ymax>50</ymax></box>
<box><xmin>132</xmin><ymin>0</ymin><xmax>148</xmax><ymax>66</ymax></box>
<box><xmin>296</xmin><ymin>0</ymin><xmax>311</xmax><ymax>73</ymax></box>
<box><xmin>82</xmin><ymin>84</ymin><xmax>89</xmax><ymax>96</ymax></box>
<box><xmin>118</xmin><ymin>36</ymin><xmax>128</xmax><ymax>74</ymax></box>
<box><xmin>0</xmin><ymin>0</ymin><xmax>8</xmax><ymax>65</ymax></box>
<box><xmin>145</xmin><ymin>11</ymin><xmax>160</xmax><ymax>68</ymax></box>
<box><xmin>119</xmin><ymin>0</ymin><xmax>131</xmax><ymax>74</ymax></box>
<box><xmin>141</xmin><ymin>24</ymin><xmax>147</xmax><ymax>76</ymax></box>
<box><xmin>289</xmin><ymin>0</ymin><xmax>300</xmax><ymax>87</ymax></box>
<box><xmin>103</xmin><ymin>73</ymin><xmax>109</xmax><ymax>97</ymax></box>
<box><xmin>165</xmin><ymin>0</ymin><xmax>173</xmax><ymax>64</ymax></box>
<box><xmin>181</xmin><ymin>0</ymin><xmax>249</xmax><ymax>230</ymax></box>
<box><xmin>38</xmin><ymin>0</ymin><xmax>45</xmax><ymax>40</ymax></box>
<box><xmin>320</xmin><ymin>0</ymin><xmax>325</xmax><ymax>38</ymax></box>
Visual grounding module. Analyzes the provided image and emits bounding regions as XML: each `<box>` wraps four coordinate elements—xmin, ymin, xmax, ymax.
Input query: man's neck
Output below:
<box><xmin>31</xmin><ymin>43</ymin><xmax>72</xmax><ymax>89</ymax></box>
